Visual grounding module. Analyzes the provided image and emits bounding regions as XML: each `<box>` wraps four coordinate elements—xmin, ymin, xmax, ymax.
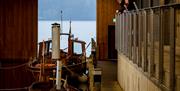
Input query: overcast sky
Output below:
<box><xmin>38</xmin><ymin>0</ymin><xmax>96</xmax><ymax>20</ymax></box>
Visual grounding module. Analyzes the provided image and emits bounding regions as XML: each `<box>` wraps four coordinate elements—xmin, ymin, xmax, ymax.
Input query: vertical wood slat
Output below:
<box><xmin>127</xmin><ymin>13</ymin><xmax>129</xmax><ymax>58</ymax></box>
<box><xmin>122</xmin><ymin>13</ymin><xmax>124</xmax><ymax>54</ymax></box>
<box><xmin>129</xmin><ymin>13</ymin><xmax>132</xmax><ymax>60</ymax></box>
<box><xmin>100</xmin><ymin>0</ymin><xmax>104</xmax><ymax>59</ymax></box>
<box><xmin>119</xmin><ymin>13</ymin><xmax>121</xmax><ymax>53</ymax></box>
<box><xmin>136</xmin><ymin>12</ymin><xmax>138</xmax><ymax>65</ymax></box>
<box><xmin>124</xmin><ymin>13</ymin><xmax>126</xmax><ymax>55</ymax></box>
<box><xmin>126</xmin><ymin>13</ymin><xmax>128</xmax><ymax>56</ymax></box>
<box><xmin>33</xmin><ymin>0</ymin><xmax>38</xmax><ymax>56</ymax></box>
<box><xmin>125</xmin><ymin>13</ymin><xmax>127</xmax><ymax>56</ymax></box>
<box><xmin>128</xmin><ymin>13</ymin><xmax>130</xmax><ymax>60</ymax></box>
<box><xmin>143</xmin><ymin>10</ymin><xmax>148</xmax><ymax>72</ymax></box>
<box><xmin>138</xmin><ymin>11</ymin><xmax>142</xmax><ymax>67</ymax></box>
<box><xmin>119</xmin><ymin>13</ymin><xmax>120</xmax><ymax>53</ymax></box>
<box><xmin>120</xmin><ymin>14</ymin><xmax>122</xmax><ymax>53</ymax></box>
<box><xmin>159</xmin><ymin>8</ymin><xmax>164</xmax><ymax>84</ymax></box>
<box><xmin>121</xmin><ymin>13</ymin><xmax>123</xmax><ymax>54</ymax></box>
<box><xmin>0</xmin><ymin>0</ymin><xmax>3</xmax><ymax>52</ymax></box>
<box><xmin>103</xmin><ymin>0</ymin><xmax>106</xmax><ymax>59</ymax></box>
<box><xmin>133</xmin><ymin>12</ymin><xmax>137</xmax><ymax>64</ymax></box>
<box><xmin>150</xmin><ymin>9</ymin><xmax>155</xmax><ymax>77</ymax></box>
<box><xmin>126</xmin><ymin>13</ymin><xmax>129</xmax><ymax>57</ymax></box>
<box><xmin>132</xmin><ymin>12</ymin><xmax>134</xmax><ymax>62</ymax></box>
<box><xmin>169</xmin><ymin>7</ymin><xmax>175</xmax><ymax>91</ymax></box>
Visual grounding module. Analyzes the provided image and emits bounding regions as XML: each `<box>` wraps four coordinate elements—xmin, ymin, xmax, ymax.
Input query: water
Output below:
<box><xmin>38</xmin><ymin>21</ymin><xmax>96</xmax><ymax>56</ymax></box>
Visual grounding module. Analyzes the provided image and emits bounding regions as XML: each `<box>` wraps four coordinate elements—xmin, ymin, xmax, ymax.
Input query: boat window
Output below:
<box><xmin>73</xmin><ymin>42</ymin><xmax>82</xmax><ymax>55</ymax></box>
<box><xmin>60</xmin><ymin>35</ymin><xmax>68</xmax><ymax>52</ymax></box>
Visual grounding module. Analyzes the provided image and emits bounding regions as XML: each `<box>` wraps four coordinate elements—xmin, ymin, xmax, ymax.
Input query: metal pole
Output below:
<box><xmin>61</xmin><ymin>10</ymin><xmax>63</xmax><ymax>33</ymax></box>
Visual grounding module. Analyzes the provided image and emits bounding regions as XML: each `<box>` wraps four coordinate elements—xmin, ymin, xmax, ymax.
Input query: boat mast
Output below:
<box><xmin>61</xmin><ymin>10</ymin><xmax>63</xmax><ymax>33</ymax></box>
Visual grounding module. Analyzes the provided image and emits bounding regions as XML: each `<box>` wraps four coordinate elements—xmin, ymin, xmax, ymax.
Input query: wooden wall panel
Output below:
<box><xmin>0</xmin><ymin>0</ymin><xmax>37</xmax><ymax>60</ymax></box>
<box><xmin>0</xmin><ymin>0</ymin><xmax>37</xmax><ymax>89</ymax></box>
<box><xmin>96</xmin><ymin>0</ymin><xmax>119</xmax><ymax>60</ymax></box>
<box><xmin>118</xmin><ymin>54</ymin><xmax>162</xmax><ymax>91</ymax></box>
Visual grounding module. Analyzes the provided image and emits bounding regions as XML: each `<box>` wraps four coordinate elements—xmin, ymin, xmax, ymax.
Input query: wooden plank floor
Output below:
<box><xmin>97</xmin><ymin>61</ymin><xmax>123</xmax><ymax>91</ymax></box>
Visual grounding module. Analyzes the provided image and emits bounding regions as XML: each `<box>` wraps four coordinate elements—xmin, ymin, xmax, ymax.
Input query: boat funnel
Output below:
<box><xmin>51</xmin><ymin>23</ymin><xmax>60</xmax><ymax>60</ymax></box>
<box><xmin>51</xmin><ymin>23</ymin><xmax>61</xmax><ymax>90</ymax></box>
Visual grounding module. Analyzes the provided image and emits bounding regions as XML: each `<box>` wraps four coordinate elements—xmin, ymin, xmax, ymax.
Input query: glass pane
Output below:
<box><xmin>60</xmin><ymin>35</ymin><xmax>68</xmax><ymax>52</ymax></box>
<box><xmin>73</xmin><ymin>42</ymin><xmax>82</xmax><ymax>54</ymax></box>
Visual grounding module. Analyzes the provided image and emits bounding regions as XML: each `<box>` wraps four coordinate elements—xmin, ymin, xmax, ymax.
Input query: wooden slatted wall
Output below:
<box><xmin>96</xmin><ymin>0</ymin><xmax>119</xmax><ymax>60</ymax></box>
<box><xmin>0</xmin><ymin>0</ymin><xmax>37</xmax><ymax>89</ymax></box>
<box><xmin>0</xmin><ymin>0</ymin><xmax>37</xmax><ymax>60</ymax></box>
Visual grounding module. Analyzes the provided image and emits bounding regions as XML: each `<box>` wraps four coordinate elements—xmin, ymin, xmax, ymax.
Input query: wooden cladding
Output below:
<box><xmin>115</xmin><ymin>4</ymin><xmax>180</xmax><ymax>91</ymax></box>
<box><xmin>0</xmin><ymin>0</ymin><xmax>37</xmax><ymax>60</ymax></box>
<box><xmin>96</xmin><ymin>0</ymin><xmax>119</xmax><ymax>60</ymax></box>
<box><xmin>0</xmin><ymin>0</ymin><xmax>37</xmax><ymax>89</ymax></box>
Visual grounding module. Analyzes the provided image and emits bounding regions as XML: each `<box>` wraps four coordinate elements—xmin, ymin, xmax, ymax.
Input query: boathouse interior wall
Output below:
<box><xmin>0</xmin><ymin>0</ymin><xmax>37</xmax><ymax>89</ymax></box>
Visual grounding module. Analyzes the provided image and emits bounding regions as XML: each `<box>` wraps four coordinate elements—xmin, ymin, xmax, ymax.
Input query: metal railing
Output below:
<box><xmin>115</xmin><ymin>3</ymin><xmax>180</xmax><ymax>91</ymax></box>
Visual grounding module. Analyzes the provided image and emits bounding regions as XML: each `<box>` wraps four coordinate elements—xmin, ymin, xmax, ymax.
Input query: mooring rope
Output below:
<box><xmin>0</xmin><ymin>62</ymin><xmax>28</xmax><ymax>70</ymax></box>
<box><xmin>0</xmin><ymin>85</ymin><xmax>30</xmax><ymax>91</ymax></box>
